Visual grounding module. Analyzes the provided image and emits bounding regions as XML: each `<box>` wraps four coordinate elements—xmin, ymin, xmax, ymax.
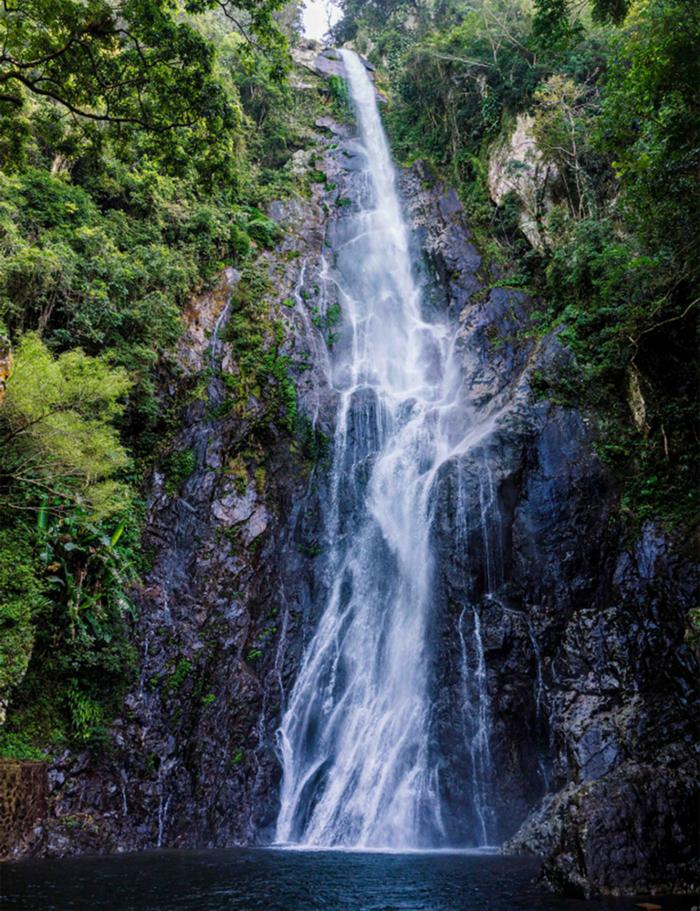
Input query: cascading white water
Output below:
<box><xmin>275</xmin><ymin>49</ymin><xmax>497</xmax><ymax>849</ymax></box>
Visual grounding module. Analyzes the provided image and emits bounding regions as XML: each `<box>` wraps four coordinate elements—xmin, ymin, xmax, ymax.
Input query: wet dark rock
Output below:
<box><xmin>401</xmin><ymin>160</ymin><xmax>699</xmax><ymax>896</ymax></box>
<box><xmin>311</xmin><ymin>51</ymin><xmax>346</xmax><ymax>79</ymax></box>
<box><xmin>315</xmin><ymin>116</ymin><xmax>352</xmax><ymax>138</ymax></box>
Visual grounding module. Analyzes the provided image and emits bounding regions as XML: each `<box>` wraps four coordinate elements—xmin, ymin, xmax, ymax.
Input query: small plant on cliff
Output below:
<box><xmin>66</xmin><ymin>683</ymin><xmax>107</xmax><ymax>745</ymax></box>
<box><xmin>328</xmin><ymin>74</ymin><xmax>353</xmax><ymax>121</ymax></box>
<box><xmin>163</xmin><ymin>448</ymin><xmax>197</xmax><ymax>497</ymax></box>
<box><xmin>165</xmin><ymin>658</ymin><xmax>193</xmax><ymax>693</ymax></box>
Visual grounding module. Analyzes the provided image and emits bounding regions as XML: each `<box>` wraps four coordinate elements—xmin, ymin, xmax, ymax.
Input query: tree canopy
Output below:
<box><xmin>1</xmin><ymin>333</ymin><xmax>132</xmax><ymax>517</ymax></box>
<box><xmin>0</xmin><ymin>0</ymin><xmax>287</xmax><ymax>131</ymax></box>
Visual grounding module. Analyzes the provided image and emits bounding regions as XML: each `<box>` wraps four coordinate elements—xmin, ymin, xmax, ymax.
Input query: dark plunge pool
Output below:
<box><xmin>0</xmin><ymin>848</ymin><xmax>694</xmax><ymax>911</ymax></box>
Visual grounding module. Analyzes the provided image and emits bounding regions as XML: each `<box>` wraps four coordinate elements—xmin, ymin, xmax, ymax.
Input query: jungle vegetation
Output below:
<box><xmin>0</xmin><ymin>0</ymin><xmax>321</xmax><ymax>758</ymax></box>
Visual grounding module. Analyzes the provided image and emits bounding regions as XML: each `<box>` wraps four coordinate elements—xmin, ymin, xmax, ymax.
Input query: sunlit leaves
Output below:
<box><xmin>2</xmin><ymin>333</ymin><xmax>132</xmax><ymax>517</ymax></box>
<box><xmin>0</xmin><ymin>0</ymin><xmax>286</xmax><ymax>133</ymax></box>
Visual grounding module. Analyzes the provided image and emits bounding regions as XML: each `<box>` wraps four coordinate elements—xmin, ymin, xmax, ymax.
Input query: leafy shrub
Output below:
<box><xmin>0</xmin><ymin>535</ymin><xmax>46</xmax><ymax>712</ymax></box>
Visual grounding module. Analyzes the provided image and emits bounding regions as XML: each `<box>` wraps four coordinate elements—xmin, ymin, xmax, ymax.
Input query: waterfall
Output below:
<box><xmin>275</xmin><ymin>49</ymin><xmax>497</xmax><ymax>849</ymax></box>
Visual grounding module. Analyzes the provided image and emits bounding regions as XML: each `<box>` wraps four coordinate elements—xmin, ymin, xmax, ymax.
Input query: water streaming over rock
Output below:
<box><xmin>275</xmin><ymin>49</ymin><xmax>499</xmax><ymax>849</ymax></box>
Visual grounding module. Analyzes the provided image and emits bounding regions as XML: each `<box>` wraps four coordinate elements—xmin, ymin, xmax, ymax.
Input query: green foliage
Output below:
<box><xmin>296</xmin><ymin>416</ymin><xmax>331</xmax><ymax>466</ymax></box>
<box><xmin>386</xmin><ymin>6</ymin><xmax>542</xmax><ymax>192</ymax></box>
<box><xmin>543</xmin><ymin>212</ymin><xmax>698</xmax><ymax>527</ymax></box>
<box><xmin>0</xmin><ymin>0</ymin><xmax>286</xmax><ymax>141</ymax></box>
<box><xmin>533</xmin><ymin>0</ymin><xmax>631</xmax><ymax>47</ymax></box>
<box><xmin>0</xmin><ymin>501</ymin><xmax>139</xmax><ymax>757</ymax></box>
<box><xmin>533</xmin><ymin>0</ymin><xmax>579</xmax><ymax>50</ymax></box>
<box><xmin>328</xmin><ymin>74</ymin><xmax>353</xmax><ymax>121</ymax></box>
<box><xmin>2</xmin><ymin>334</ymin><xmax>132</xmax><ymax>517</ymax></box>
<box><xmin>0</xmin><ymin>165</ymin><xmax>213</xmax><ymax>451</ymax></box>
<box><xmin>536</xmin><ymin>0</ymin><xmax>699</xmax><ymax>527</ymax></box>
<box><xmin>218</xmin><ymin>266</ymin><xmax>299</xmax><ymax>430</ymax></box>
<box><xmin>166</xmin><ymin>658</ymin><xmax>193</xmax><ymax>693</ymax></box>
<box><xmin>39</xmin><ymin>507</ymin><xmax>138</xmax><ymax>640</ymax></box>
<box><xmin>332</xmin><ymin>0</ymin><xmax>430</xmax><ymax>68</ymax></box>
<box><xmin>245</xmin><ymin>210</ymin><xmax>283</xmax><ymax>248</ymax></box>
<box><xmin>597</xmin><ymin>0</ymin><xmax>700</xmax><ymax>281</ymax></box>
<box><xmin>163</xmin><ymin>448</ymin><xmax>197</xmax><ymax>496</ymax></box>
<box><xmin>66</xmin><ymin>683</ymin><xmax>106</xmax><ymax>744</ymax></box>
<box><xmin>259</xmin><ymin>351</ymin><xmax>298</xmax><ymax>431</ymax></box>
<box><xmin>531</xmin><ymin>76</ymin><xmax>605</xmax><ymax>219</ymax></box>
<box><xmin>0</xmin><ymin>534</ymin><xmax>47</xmax><ymax>709</ymax></box>
<box><xmin>0</xmin><ymin>732</ymin><xmax>46</xmax><ymax>760</ymax></box>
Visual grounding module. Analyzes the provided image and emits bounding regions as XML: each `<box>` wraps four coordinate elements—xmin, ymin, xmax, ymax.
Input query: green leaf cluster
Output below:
<box><xmin>2</xmin><ymin>333</ymin><xmax>131</xmax><ymax>516</ymax></box>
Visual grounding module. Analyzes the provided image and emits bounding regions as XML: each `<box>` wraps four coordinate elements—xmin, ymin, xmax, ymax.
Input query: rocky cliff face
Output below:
<box><xmin>12</xmin><ymin>53</ymin><xmax>698</xmax><ymax>901</ymax></box>
<box><xmin>401</xmin><ymin>161</ymin><xmax>699</xmax><ymax>897</ymax></box>
<box><xmin>487</xmin><ymin>113</ymin><xmax>561</xmax><ymax>251</ymax></box>
<box><xmin>16</xmin><ymin>98</ymin><xmax>348</xmax><ymax>859</ymax></box>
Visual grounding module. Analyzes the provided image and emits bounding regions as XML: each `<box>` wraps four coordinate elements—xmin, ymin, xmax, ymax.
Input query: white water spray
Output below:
<box><xmin>275</xmin><ymin>49</ymin><xmax>495</xmax><ymax>849</ymax></box>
